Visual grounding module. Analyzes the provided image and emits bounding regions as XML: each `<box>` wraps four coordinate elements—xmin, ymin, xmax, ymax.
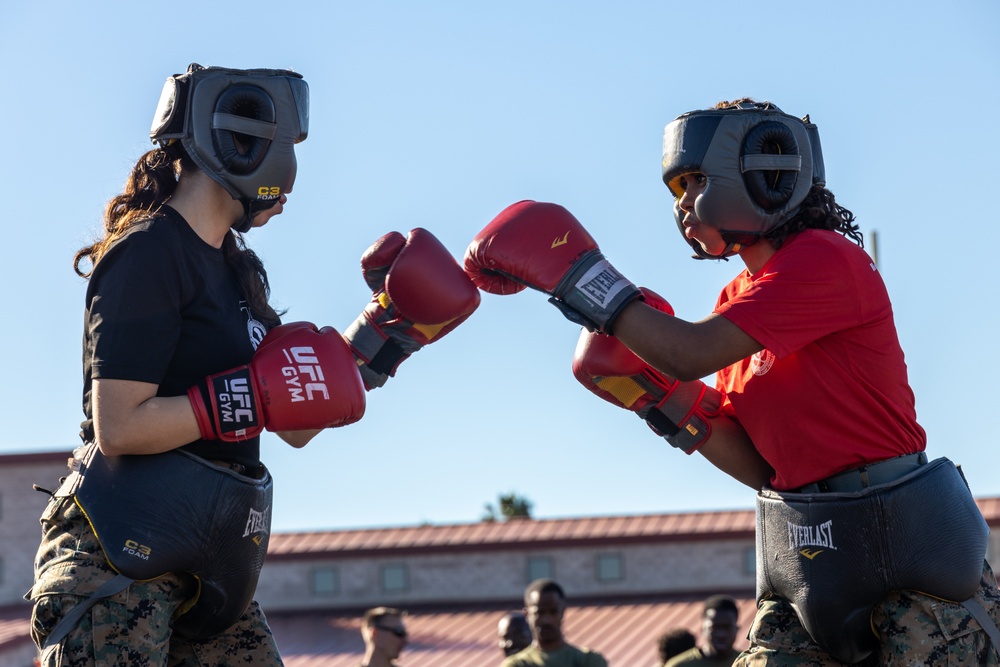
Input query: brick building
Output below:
<box><xmin>2</xmin><ymin>451</ymin><xmax>998</xmax><ymax>666</ymax></box>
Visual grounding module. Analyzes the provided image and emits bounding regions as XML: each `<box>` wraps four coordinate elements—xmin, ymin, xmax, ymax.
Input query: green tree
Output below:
<box><xmin>482</xmin><ymin>492</ymin><xmax>533</xmax><ymax>522</ymax></box>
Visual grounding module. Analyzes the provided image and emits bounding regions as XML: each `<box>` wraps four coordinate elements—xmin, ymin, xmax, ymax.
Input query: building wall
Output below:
<box><xmin>253</xmin><ymin>538</ymin><xmax>758</xmax><ymax>611</ymax></box>
<box><xmin>0</xmin><ymin>454</ymin><xmax>69</xmax><ymax>606</ymax></box>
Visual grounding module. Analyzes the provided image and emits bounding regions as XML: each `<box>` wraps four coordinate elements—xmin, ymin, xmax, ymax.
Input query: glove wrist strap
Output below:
<box><xmin>191</xmin><ymin>367</ymin><xmax>262</xmax><ymax>442</ymax></box>
<box><xmin>552</xmin><ymin>251</ymin><xmax>641</xmax><ymax>334</ymax></box>
<box><xmin>344</xmin><ymin>313</ymin><xmax>412</xmax><ymax>390</ymax></box>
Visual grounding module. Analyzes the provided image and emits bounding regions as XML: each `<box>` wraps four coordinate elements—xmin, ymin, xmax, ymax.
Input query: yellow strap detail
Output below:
<box><xmin>412</xmin><ymin>320</ymin><xmax>449</xmax><ymax>340</ymax></box>
<box><xmin>595</xmin><ymin>376</ymin><xmax>645</xmax><ymax>409</ymax></box>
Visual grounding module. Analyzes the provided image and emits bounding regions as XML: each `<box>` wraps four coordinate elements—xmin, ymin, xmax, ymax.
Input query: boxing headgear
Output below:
<box><xmin>150</xmin><ymin>63</ymin><xmax>309</xmax><ymax>232</ymax></box>
<box><xmin>661</xmin><ymin>102</ymin><xmax>825</xmax><ymax>259</ymax></box>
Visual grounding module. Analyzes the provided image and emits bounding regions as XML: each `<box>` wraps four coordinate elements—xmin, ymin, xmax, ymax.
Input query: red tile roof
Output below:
<box><xmin>266</xmin><ymin>510</ymin><xmax>759</xmax><ymax>560</ymax></box>
<box><xmin>268</xmin><ymin>595</ymin><xmax>759</xmax><ymax>667</ymax></box>
<box><xmin>0</xmin><ymin>605</ymin><xmax>33</xmax><ymax>652</ymax></box>
<box><xmin>268</xmin><ymin>496</ymin><xmax>1000</xmax><ymax>559</ymax></box>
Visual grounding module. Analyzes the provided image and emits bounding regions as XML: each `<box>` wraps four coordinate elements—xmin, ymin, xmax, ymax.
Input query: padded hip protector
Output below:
<box><xmin>63</xmin><ymin>444</ymin><xmax>273</xmax><ymax>639</ymax></box>
<box><xmin>756</xmin><ymin>457</ymin><xmax>988</xmax><ymax>664</ymax></box>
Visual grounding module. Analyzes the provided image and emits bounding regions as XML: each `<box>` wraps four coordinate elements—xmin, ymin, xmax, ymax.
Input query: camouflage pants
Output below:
<box><xmin>29</xmin><ymin>497</ymin><xmax>283</xmax><ymax>667</ymax></box>
<box><xmin>734</xmin><ymin>561</ymin><xmax>1000</xmax><ymax>666</ymax></box>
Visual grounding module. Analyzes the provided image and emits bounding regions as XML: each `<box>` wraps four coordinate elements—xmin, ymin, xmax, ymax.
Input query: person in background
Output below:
<box><xmin>498</xmin><ymin>610</ymin><xmax>533</xmax><ymax>658</ymax></box>
<box><xmin>665</xmin><ymin>596</ymin><xmax>740</xmax><ymax>666</ymax></box>
<box><xmin>359</xmin><ymin>607</ymin><xmax>409</xmax><ymax>667</ymax></box>
<box><xmin>501</xmin><ymin>578</ymin><xmax>607</xmax><ymax>667</ymax></box>
<box><xmin>656</xmin><ymin>627</ymin><xmax>697</xmax><ymax>666</ymax></box>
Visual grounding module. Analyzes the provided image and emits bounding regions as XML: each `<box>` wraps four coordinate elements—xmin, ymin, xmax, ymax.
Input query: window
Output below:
<box><xmin>311</xmin><ymin>567</ymin><xmax>339</xmax><ymax>596</ymax></box>
<box><xmin>380</xmin><ymin>564</ymin><xmax>408</xmax><ymax>593</ymax></box>
<box><xmin>526</xmin><ymin>556</ymin><xmax>553</xmax><ymax>582</ymax></box>
<box><xmin>743</xmin><ymin>547</ymin><xmax>756</xmax><ymax>576</ymax></box>
<box><xmin>595</xmin><ymin>553</ymin><xmax>624</xmax><ymax>582</ymax></box>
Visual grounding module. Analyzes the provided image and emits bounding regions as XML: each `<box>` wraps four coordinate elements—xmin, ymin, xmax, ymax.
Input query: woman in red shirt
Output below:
<box><xmin>465</xmin><ymin>98</ymin><xmax>1000</xmax><ymax>666</ymax></box>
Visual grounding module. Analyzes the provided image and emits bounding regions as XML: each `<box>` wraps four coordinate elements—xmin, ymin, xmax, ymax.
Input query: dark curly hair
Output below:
<box><xmin>74</xmin><ymin>143</ymin><xmax>282</xmax><ymax>328</ymax></box>
<box><xmin>766</xmin><ymin>184</ymin><xmax>863</xmax><ymax>250</ymax></box>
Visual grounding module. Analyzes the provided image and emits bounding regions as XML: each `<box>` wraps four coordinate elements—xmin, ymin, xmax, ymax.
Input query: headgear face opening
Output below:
<box><xmin>661</xmin><ymin>102</ymin><xmax>825</xmax><ymax>259</ymax></box>
<box><xmin>149</xmin><ymin>63</ymin><xmax>309</xmax><ymax>232</ymax></box>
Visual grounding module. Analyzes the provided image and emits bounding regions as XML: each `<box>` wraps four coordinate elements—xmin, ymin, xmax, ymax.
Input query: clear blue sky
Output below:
<box><xmin>2</xmin><ymin>1</ymin><xmax>997</xmax><ymax>533</ymax></box>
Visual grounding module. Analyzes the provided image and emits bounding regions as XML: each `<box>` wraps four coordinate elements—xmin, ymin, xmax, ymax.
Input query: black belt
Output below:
<box><xmin>795</xmin><ymin>451</ymin><xmax>928</xmax><ymax>493</ymax></box>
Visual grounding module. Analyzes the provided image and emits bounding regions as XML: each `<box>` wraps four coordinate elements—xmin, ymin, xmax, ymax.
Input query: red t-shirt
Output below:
<box><xmin>714</xmin><ymin>229</ymin><xmax>926</xmax><ymax>490</ymax></box>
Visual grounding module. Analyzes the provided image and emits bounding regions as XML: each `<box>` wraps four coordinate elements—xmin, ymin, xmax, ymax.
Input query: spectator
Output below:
<box><xmin>498</xmin><ymin>610</ymin><xmax>533</xmax><ymax>657</ymax></box>
<box><xmin>664</xmin><ymin>595</ymin><xmax>740</xmax><ymax>666</ymax></box>
<box><xmin>501</xmin><ymin>578</ymin><xmax>607</xmax><ymax>666</ymax></box>
<box><xmin>656</xmin><ymin>627</ymin><xmax>697</xmax><ymax>666</ymax></box>
<box><xmin>360</xmin><ymin>607</ymin><xmax>409</xmax><ymax>667</ymax></box>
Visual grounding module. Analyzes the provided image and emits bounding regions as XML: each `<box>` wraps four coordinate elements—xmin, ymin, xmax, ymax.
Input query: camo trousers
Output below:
<box><xmin>28</xmin><ymin>496</ymin><xmax>283</xmax><ymax>667</ymax></box>
<box><xmin>734</xmin><ymin>561</ymin><xmax>1000</xmax><ymax>666</ymax></box>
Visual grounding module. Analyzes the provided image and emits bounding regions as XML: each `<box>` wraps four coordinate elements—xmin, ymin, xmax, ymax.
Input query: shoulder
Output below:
<box><xmin>663</xmin><ymin>646</ymin><xmax>704</xmax><ymax>666</ymax></box>
<box><xmin>572</xmin><ymin>644</ymin><xmax>608</xmax><ymax>666</ymax></box>
<box><xmin>770</xmin><ymin>229</ymin><xmax>872</xmax><ymax>273</ymax></box>
<box><xmin>501</xmin><ymin>647</ymin><xmax>537</xmax><ymax>666</ymax></box>
<box><xmin>99</xmin><ymin>210</ymin><xmax>188</xmax><ymax>265</ymax></box>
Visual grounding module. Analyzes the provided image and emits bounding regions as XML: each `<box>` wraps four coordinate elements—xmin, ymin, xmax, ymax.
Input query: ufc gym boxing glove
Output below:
<box><xmin>188</xmin><ymin>322</ymin><xmax>367</xmax><ymax>441</ymax></box>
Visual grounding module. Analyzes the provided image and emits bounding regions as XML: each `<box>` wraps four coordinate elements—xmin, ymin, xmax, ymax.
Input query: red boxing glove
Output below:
<box><xmin>188</xmin><ymin>322</ymin><xmax>367</xmax><ymax>442</ymax></box>
<box><xmin>571</xmin><ymin>289</ymin><xmax>722</xmax><ymax>454</ymax></box>
<box><xmin>464</xmin><ymin>200</ymin><xmax>641</xmax><ymax>334</ymax></box>
<box><xmin>344</xmin><ymin>228</ymin><xmax>481</xmax><ymax>390</ymax></box>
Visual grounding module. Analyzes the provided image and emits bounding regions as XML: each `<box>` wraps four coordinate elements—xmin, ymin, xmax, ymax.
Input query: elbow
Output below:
<box><xmin>94</xmin><ymin>423</ymin><xmax>135</xmax><ymax>457</ymax></box>
<box><xmin>95</xmin><ymin>434</ymin><xmax>127</xmax><ymax>457</ymax></box>
<box><xmin>663</xmin><ymin>359</ymin><xmax>714</xmax><ymax>384</ymax></box>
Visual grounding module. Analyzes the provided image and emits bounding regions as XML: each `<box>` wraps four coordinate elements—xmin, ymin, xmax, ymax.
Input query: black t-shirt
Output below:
<box><xmin>81</xmin><ymin>206</ymin><xmax>268</xmax><ymax>469</ymax></box>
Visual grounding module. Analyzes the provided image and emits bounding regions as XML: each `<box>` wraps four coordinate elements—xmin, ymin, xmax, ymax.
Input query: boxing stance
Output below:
<box><xmin>29</xmin><ymin>63</ymin><xmax>477</xmax><ymax>667</ymax></box>
<box><xmin>466</xmin><ymin>100</ymin><xmax>1000</xmax><ymax>665</ymax></box>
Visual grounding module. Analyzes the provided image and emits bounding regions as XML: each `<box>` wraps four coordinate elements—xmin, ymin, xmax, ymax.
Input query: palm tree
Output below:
<box><xmin>481</xmin><ymin>492</ymin><xmax>533</xmax><ymax>521</ymax></box>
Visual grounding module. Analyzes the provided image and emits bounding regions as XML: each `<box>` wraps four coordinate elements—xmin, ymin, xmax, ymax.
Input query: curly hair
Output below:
<box><xmin>765</xmin><ymin>184</ymin><xmax>863</xmax><ymax>250</ymax></box>
<box><xmin>74</xmin><ymin>143</ymin><xmax>282</xmax><ymax>328</ymax></box>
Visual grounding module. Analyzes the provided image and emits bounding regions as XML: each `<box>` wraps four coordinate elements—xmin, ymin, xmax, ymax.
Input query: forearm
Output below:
<box><xmin>94</xmin><ymin>391</ymin><xmax>202</xmax><ymax>456</ymax></box>
<box><xmin>612</xmin><ymin>301</ymin><xmax>763</xmax><ymax>382</ymax></box>
<box><xmin>696</xmin><ymin>415</ymin><xmax>773</xmax><ymax>489</ymax></box>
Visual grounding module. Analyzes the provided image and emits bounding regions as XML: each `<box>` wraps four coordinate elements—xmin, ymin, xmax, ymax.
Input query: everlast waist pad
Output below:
<box><xmin>756</xmin><ymin>457</ymin><xmax>988</xmax><ymax>664</ymax></box>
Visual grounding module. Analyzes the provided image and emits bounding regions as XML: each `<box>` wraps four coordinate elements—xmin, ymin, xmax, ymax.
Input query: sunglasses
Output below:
<box><xmin>376</xmin><ymin>625</ymin><xmax>408</xmax><ymax>639</ymax></box>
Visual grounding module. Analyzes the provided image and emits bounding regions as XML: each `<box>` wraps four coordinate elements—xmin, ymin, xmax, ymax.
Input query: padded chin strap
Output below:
<box><xmin>233</xmin><ymin>198</ymin><xmax>279</xmax><ymax>233</ymax></box>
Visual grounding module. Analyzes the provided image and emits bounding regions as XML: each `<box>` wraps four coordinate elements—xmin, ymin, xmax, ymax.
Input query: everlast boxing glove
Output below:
<box><xmin>572</xmin><ymin>288</ymin><xmax>722</xmax><ymax>453</ymax></box>
<box><xmin>344</xmin><ymin>228</ymin><xmax>481</xmax><ymax>390</ymax></box>
<box><xmin>464</xmin><ymin>200</ymin><xmax>641</xmax><ymax>334</ymax></box>
<box><xmin>188</xmin><ymin>322</ymin><xmax>366</xmax><ymax>442</ymax></box>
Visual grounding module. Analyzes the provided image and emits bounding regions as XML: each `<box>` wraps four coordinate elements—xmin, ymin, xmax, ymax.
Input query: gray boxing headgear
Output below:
<box><xmin>661</xmin><ymin>102</ymin><xmax>825</xmax><ymax>259</ymax></box>
<box><xmin>150</xmin><ymin>63</ymin><xmax>309</xmax><ymax>232</ymax></box>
